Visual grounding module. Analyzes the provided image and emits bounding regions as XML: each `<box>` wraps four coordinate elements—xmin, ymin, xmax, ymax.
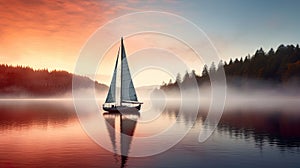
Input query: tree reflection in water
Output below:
<box><xmin>162</xmin><ymin>105</ymin><xmax>300</xmax><ymax>151</ymax></box>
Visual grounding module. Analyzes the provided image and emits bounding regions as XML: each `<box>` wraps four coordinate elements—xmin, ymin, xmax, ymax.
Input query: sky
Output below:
<box><xmin>1</xmin><ymin>0</ymin><xmax>300</xmax><ymax>86</ymax></box>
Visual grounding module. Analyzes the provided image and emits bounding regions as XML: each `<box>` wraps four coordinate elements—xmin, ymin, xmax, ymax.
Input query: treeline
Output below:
<box><xmin>161</xmin><ymin>44</ymin><xmax>300</xmax><ymax>91</ymax></box>
<box><xmin>0</xmin><ymin>65</ymin><xmax>107</xmax><ymax>97</ymax></box>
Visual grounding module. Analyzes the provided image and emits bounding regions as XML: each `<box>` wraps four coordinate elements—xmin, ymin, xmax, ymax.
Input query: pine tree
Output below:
<box><xmin>202</xmin><ymin>65</ymin><xmax>209</xmax><ymax>77</ymax></box>
<box><xmin>176</xmin><ymin>73</ymin><xmax>182</xmax><ymax>84</ymax></box>
<box><xmin>209</xmin><ymin>62</ymin><xmax>216</xmax><ymax>74</ymax></box>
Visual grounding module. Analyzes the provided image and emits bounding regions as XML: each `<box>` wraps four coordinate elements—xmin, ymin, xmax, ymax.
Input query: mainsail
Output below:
<box><xmin>104</xmin><ymin>37</ymin><xmax>138</xmax><ymax>106</ymax></box>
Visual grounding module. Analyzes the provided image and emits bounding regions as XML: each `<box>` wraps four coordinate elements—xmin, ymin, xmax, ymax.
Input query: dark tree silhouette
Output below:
<box><xmin>0</xmin><ymin>65</ymin><xmax>107</xmax><ymax>97</ymax></box>
<box><xmin>201</xmin><ymin>65</ymin><xmax>209</xmax><ymax>77</ymax></box>
<box><xmin>161</xmin><ymin>44</ymin><xmax>300</xmax><ymax>91</ymax></box>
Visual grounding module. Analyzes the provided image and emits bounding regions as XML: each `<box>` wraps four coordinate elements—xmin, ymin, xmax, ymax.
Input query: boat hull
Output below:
<box><xmin>103</xmin><ymin>104</ymin><xmax>141</xmax><ymax>113</ymax></box>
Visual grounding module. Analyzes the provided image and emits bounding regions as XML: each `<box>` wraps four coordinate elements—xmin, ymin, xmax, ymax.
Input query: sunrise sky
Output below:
<box><xmin>1</xmin><ymin>0</ymin><xmax>300</xmax><ymax>86</ymax></box>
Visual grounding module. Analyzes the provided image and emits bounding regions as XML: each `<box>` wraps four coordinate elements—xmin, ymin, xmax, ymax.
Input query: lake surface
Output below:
<box><xmin>0</xmin><ymin>100</ymin><xmax>299</xmax><ymax>168</ymax></box>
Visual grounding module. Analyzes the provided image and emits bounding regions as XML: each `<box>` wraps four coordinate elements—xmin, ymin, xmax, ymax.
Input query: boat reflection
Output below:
<box><xmin>103</xmin><ymin>112</ymin><xmax>139</xmax><ymax>168</ymax></box>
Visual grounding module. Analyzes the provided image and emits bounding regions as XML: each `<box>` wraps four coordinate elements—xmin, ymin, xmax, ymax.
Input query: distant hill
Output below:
<box><xmin>161</xmin><ymin>44</ymin><xmax>300</xmax><ymax>91</ymax></box>
<box><xmin>0</xmin><ymin>65</ymin><xmax>108</xmax><ymax>98</ymax></box>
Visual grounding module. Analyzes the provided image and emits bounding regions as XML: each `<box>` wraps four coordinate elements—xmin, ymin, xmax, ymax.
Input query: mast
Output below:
<box><xmin>120</xmin><ymin>37</ymin><xmax>123</xmax><ymax>106</ymax></box>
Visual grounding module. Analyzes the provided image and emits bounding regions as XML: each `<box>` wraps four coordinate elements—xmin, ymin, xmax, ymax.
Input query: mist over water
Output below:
<box><xmin>150</xmin><ymin>82</ymin><xmax>300</xmax><ymax>112</ymax></box>
<box><xmin>0</xmin><ymin>81</ymin><xmax>299</xmax><ymax>167</ymax></box>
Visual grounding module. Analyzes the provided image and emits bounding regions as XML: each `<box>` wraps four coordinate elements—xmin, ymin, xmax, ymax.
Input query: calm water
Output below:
<box><xmin>0</xmin><ymin>100</ymin><xmax>299</xmax><ymax>168</ymax></box>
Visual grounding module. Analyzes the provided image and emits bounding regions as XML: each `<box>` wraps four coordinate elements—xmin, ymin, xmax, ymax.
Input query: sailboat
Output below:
<box><xmin>103</xmin><ymin>37</ymin><xmax>143</xmax><ymax>112</ymax></box>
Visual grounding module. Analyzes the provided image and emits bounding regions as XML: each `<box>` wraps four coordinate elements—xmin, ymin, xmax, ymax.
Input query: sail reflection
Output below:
<box><xmin>103</xmin><ymin>112</ymin><xmax>139</xmax><ymax>168</ymax></box>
